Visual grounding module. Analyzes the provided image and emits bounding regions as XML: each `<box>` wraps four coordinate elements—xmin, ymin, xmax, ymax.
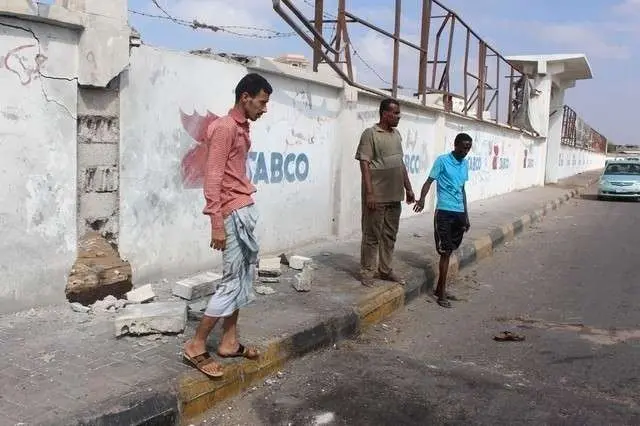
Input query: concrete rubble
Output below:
<box><xmin>91</xmin><ymin>295</ymin><xmax>128</xmax><ymax>313</ymax></box>
<box><xmin>65</xmin><ymin>232</ymin><xmax>133</xmax><ymax>305</ymax></box>
<box><xmin>126</xmin><ymin>284</ymin><xmax>156</xmax><ymax>303</ymax></box>
<box><xmin>254</xmin><ymin>285</ymin><xmax>276</xmax><ymax>295</ymax></box>
<box><xmin>258</xmin><ymin>257</ymin><xmax>282</xmax><ymax>277</ymax></box>
<box><xmin>289</xmin><ymin>255</ymin><xmax>312</xmax><ymax>270</ymax></box>
<box><xmin>172</xmin><ymin>271</ymin><xmax>221</xmax><ymax>300</ymax></box>
<box><xmin>114</xmin><ymin>301</ymin><xmax>187</xmax><ymax>337</ymax></box>
<box><xmin>293</xmin><ymin>263</ymin><xmax>314</xmax><ymax>292</ymax></box>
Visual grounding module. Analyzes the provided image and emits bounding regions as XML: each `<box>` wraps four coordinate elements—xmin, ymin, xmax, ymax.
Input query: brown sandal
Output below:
<box><xmin>182</xmin><ymin>351</ymin><xmax>224</xmax><ymax>378</ymax></box>
<box><xmin>217</xmin><ymin>343</ymin><xmax>260</xmax><ymax>360</ymax></box>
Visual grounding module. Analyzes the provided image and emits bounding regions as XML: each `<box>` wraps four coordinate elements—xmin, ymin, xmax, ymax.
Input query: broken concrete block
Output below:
<box><xmin>172</xmin><ymin>271</ymin><xmax>221</xmax><ymax>300</ymax></box>
<box><xmin>255</xmin><ymin>285</ymin><xmax>275</xmax><ymax>295</ymax></box>
<box><xmin>260</xmin><ymin>277</ymin><xmax>280</xmax><ymax>284</ymax></box>
<box><xmin>114</xmin><ymin>302</ymin><xmax>187</xmax><ymax>336</ymax></box>
<box><xmin>92</xmin><ymin>295</ymin><xmax>118</xmax><ymax>312</ymax></box>
<box><xmin>293</xmin><ymin>264</ymin><xmax>314</xmax><ymax>292</ymax></box>
<box><xmin>126</xmin><ymin>284</ymin><xmax>156</xmax><ymax>303</ymax></box>
<box><xmin>70</xmin><ymin>302</ymin><xmax>91</xmax><ymax>313</ymax></box>
<box><xmin>65</xmin><ymin>232</ymin><xmax>133</xmax><ymax>305</ymax></box>
<box><xmin>289</xmin><ymin>255</ymin><xmax>312</xmax><ymax>270</ymax></box>
<box><xmin>258</xmin><ymin>257</ymin><xmax>282</xmax><ymax>277</ymax></box>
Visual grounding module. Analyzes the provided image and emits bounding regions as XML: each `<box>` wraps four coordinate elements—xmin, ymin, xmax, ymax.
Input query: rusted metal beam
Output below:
<box><xmin>392</xmin><ymin>0</ymin><xmax>401</xmax><ymax>97</ymax></box>
<box><xmin>477</xmin><ymin>41</ymin><xmax>487</xmax><ymax>120</ymax></box>
<box><xmin>495</xmin><ymin>54</ymin><xmax>500</xmax><ymax>123</ymax></box>
<box><xmin>344</xmin><ymin>11</ymin><xmax>427</xmax><ymax>54</ymax></box>
<box><xmin>464</xmin><ymin>28</ymin><xmax>469</xmax><ymax>115</ymax></box>
<box><xmin>431</xmin><ymin>13</ymin><xmax>450</xmax><ymax>88</ymax></box>
<box><xmin>334</xmin><ymin>0</ymin><xmax>345</xmax><ymax>62</ymax></box>
<box><xmin>418</xmin><ymin>0</ymin><xmax>431</xmax><ymax>104</ymax></box>
<box><xmin>313</xmin><ymin>0</ymin><xmax>324</xmax><ymax>71</ymax></box>
<box><xmin>507</xmin><ymin>67</ymin><xmax>514</xmax><ymax>126</ymax></box>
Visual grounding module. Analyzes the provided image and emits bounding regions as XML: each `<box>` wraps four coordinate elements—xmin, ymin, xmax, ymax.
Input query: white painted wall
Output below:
<box><xmin>120</xmin><ymin>46</ymin><xmax>343</xmax><ymax>282</ymax></box>
<box><xmin>0</xmin><ymin>17</ymin><xmax>78</xmax><ymax>311</ymax></box>
<box><xmin>555</xmin><ymin>145</ymin><xmax>606</xmax><ymax>180</ymax></box>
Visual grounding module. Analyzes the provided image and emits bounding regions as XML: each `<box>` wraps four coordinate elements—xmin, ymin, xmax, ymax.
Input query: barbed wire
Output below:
<box><xmin>129</xmin><ymin>4</ymin><xmax>297</xmax><ymax>39</ymax></box>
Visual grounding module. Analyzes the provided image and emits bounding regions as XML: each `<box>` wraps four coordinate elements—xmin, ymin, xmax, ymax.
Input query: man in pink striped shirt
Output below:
<box><xmin>183</xmin><ymin>73</ymin><xmax>272</xmax><ymax>378</ymax></box>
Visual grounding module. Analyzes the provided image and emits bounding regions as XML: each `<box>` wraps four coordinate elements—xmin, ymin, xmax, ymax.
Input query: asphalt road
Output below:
<box><xmin>200</xmin><ymin>190</ymin><xmax>640</xmax><ymax>426</ymax></box>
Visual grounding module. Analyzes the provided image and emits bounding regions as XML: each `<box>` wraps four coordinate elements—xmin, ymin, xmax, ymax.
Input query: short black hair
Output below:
<box><xmin>454</xmin><ymin>132</ymin><xmax>473</xmax><ymax>145</ymax></box>
<box><xmin>379</xmin><ymin>98</ymin><xmax>399</xmax><ymax>117</ymax></box>
<box><xmin>235</xmin><ymin>73</ymin><xmax>273</xmax><ymax>103</ymax></box>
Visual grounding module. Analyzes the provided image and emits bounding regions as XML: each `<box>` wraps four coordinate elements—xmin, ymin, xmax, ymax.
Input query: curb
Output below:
<box><xmin>79</xmin><ymin>179</ymin><xmax>595</xmax><ymax>425</ymax></box>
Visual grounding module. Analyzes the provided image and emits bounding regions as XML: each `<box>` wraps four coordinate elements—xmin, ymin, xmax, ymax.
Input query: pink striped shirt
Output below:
<box><xmin>203</xmin><ymin>107</ymin><xmax>256</xmax><ymax>233</ymax></box>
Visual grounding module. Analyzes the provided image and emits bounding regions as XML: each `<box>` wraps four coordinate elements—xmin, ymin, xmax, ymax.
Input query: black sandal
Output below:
<box><xmin>217</xmin><ymin>343</ymin><xmax>260</xmax><ymax>360</ymax></box>
<box><xmin>437</xmin><ymin>298</ymin><xmax>452</xmax><ymax>308</ymax></box>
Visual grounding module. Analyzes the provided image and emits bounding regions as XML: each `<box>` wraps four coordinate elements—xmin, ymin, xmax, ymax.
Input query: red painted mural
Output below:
<box><xmin>179</xmin><ymin>109</ymin><xmax>219</xmax><ymax>188</ymax></box>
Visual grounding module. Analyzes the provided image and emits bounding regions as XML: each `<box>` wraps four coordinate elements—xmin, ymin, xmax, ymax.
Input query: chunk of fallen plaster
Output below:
<box><xmin>289</xmin><ymin>255</ymin><xmax>312</xmax><ymax>270</ymax></box>
<box><xmin>258</xmin><ymin>257</ymin><xmax>282</xmax><ymax>277</ymax></box>
<box><xmin>126</xmin><ymin>284</ymin><xmax>156</xmax><ymax>303</ymax></box>
<box><xmin>172</xmin><ymin>271</ymin><xmax>221</xmax><ymax>300</ymax></box>
<box><xmin>293</xmin><ymin>264</ymin><xmax>314</xmax><ymax>292</ymax></box>
<box><xmin>70</xmin><ymin>302</ymin><xmax>91</xmax><ymax>313</ymax></box>
<box><xmin>255</xmin><ymin>285</ymin><xmax>276</xmax><ymax>295</ymax></box>
<box><xmin>114</xmin><ymin>302</ymin><xmax>187</xmax><ymax>336</ymax></box>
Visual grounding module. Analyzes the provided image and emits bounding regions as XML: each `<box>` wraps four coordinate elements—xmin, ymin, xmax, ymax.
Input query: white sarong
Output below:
<box><xmin>204</xmin><ymin>204</ymin><xmax>258</xmax><ymax>317</ymax></box>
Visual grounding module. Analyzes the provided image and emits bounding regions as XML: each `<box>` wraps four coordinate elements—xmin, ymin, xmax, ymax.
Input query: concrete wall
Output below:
<box><xmin>119</xmin><ymin>45</ymin><xmax>558</xmax><ymax>283</ymax></box>
<box><xmin>0</xmin><ymin>17</ymin><xmax>78</xmax><ymax>310</ymax></box>
<box><xmin>555</xmin><ymin>145</ymin><xmax>606</xmax><ymax>180</ymax></box>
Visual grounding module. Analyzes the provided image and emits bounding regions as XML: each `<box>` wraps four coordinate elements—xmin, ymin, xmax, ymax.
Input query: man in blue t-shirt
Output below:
<box><xmin>413</xmin><ymin>133</ymin><xmax>473</xmax><ymax>308</ymax></box>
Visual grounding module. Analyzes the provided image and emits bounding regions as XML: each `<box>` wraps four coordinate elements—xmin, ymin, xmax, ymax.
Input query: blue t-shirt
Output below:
<box><xmin>428</xmin><ymin>153</ymin><xmax>469</xmax><ymax>212</ymax></box>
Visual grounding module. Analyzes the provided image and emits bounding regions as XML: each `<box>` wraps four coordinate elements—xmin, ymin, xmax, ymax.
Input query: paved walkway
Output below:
<box><xmin>0</xmin><ymin>171</ymin><xmax>600</xmax><ymax>426</ymax></box>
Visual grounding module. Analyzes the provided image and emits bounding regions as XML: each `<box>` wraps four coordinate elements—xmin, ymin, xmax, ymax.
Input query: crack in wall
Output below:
<box><xmin>0</xmin><ymin>20</ymin><xmax>79</xmax><ymax>118</ymax></box>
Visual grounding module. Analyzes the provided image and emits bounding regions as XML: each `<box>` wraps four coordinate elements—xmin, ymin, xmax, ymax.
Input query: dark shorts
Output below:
<box><xmin>434</xmin><ymin>209</ymin><xmax>467</xmax><ymax>255</ymax></box>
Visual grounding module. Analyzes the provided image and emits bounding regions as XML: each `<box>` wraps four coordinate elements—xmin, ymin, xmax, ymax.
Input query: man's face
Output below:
<box><xmin>241</xmin><ymin>89</ymin><xmax>270</xmax><ymax>121</ymax></box>
<box><xmin>454</xmin><ymin>140</ymin><xmax>472</xmax><ymax>160</ymax></box>
<box><xmin>383</xmin><ymin>103</ymin><xmax>401</xmax><ymax>128</ymax></box>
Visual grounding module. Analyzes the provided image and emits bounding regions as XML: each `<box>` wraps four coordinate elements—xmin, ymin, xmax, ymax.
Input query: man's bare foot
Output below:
<box><xmin>183</xmin><ymin>339</ymin><xmax>224</xmax><ymax>378</ymax></box>
<box><xmin>361</xmin><ymin>275</ymin><xmax>375</xmax><ymax>287</ymax></box>
<box><xmin>378</xmin><ymin>270</ymin><xmax>406</xmax><ymax>285</ymax></box>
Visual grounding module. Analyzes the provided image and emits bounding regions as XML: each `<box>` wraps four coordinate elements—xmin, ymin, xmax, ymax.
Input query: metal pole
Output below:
<box><xmin>418</xmin><ymin>0</ymin><xmax>432</xmax><ymax>104</ymax></box>
<box><xmin>313</xmin><ymin>0</ymin><xmax>324</xmax><ymax>72</ymax></box>
<box><xmin>477</xmin><ymin>41</ymin><xmax>486</xmax><ymax>120</ymax></box>
<box><xmin>392</xmin><ymin>0</ymin><xmax>401</xmax><ymax>97</ymax></box>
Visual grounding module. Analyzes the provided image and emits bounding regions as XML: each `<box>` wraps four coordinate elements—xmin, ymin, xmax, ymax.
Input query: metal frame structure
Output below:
<box><xmin>272</xmin><ymin>0</ymin><xmax>526</xmax><ymax>127</ymax></box>
<box><xmin>561</xmin><ymin>104</ymin><xmax>607</xmax><ymax>153</ymax></box>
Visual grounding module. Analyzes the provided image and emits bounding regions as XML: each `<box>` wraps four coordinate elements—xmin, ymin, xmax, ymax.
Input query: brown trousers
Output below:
<box><xmin>360</xmin><ymin>201</ymin><xmax>402</xmax><ymax>276</ymax></box>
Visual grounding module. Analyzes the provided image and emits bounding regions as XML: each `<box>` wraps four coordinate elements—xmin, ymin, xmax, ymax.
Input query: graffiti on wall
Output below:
<box><xmin>0</xmin><ymin>44</ymin><xmax>47</xmax><ymax>85</ymax></box>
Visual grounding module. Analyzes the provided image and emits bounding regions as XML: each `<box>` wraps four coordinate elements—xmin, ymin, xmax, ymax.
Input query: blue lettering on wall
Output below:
<box><xmin>404</xmin><ymin>154</ymin><xmax>422</xmax><ymax>174</ymax></box>
<box><xmin>247</xmin><ymin>151</ymin><xmax>310</xmax><ymax>184</ymax></box>
<box><xmin>467</xmin><ymin>156</ymin><xmax>482</xmax><ymax>172</ymax></box>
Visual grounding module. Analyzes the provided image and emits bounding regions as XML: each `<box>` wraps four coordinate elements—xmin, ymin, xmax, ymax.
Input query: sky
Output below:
<box><xmin>127</xmin><ymin>0</ymin><xmax>640</xmax><ymax>145</ymax></box>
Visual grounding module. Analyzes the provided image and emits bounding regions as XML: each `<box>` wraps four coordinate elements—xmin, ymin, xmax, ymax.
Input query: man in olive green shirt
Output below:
<box><xmin>355</xmin><ymin>98</ymin><xmax>415</xmax><ymax>287</ymax></box>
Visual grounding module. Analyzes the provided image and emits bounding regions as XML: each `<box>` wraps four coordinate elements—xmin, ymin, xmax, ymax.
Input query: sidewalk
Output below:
<box><xmin>0</xmin><ymin>171</ymin><xmax>601</xmax><ymax>426</ymax></box>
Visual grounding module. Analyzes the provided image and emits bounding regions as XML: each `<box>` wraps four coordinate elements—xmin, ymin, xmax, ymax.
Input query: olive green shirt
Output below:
<box><xmin>355</xmin><ymin>124</ymin><xmax>405</xmax><ymax>203</ymax></box>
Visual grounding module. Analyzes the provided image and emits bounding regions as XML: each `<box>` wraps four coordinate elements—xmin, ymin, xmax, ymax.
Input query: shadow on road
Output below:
<box><xmin>581</xmin><ymin>194</ymin><xmax>639</xmax><ymax>203</ymax></box>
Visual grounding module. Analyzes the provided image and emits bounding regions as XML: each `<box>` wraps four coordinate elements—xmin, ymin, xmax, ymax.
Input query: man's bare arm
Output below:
<box><xmin>413</xmin><ymin>177</ymin><xmax>435</xmax><ymax>212</ymax></box>
<box><xmin>360</xmin><ymin>160</ymin><xmax>376</xmax><ymax>210</ymax></box>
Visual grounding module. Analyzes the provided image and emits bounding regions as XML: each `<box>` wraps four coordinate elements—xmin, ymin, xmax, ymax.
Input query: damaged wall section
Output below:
<box><xmin>77</xmin><ymin>79</ymin><xmax>120</xmax><ymax>246</ymax></box>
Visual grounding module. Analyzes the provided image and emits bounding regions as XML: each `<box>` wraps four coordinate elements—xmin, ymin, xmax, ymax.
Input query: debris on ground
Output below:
<box><xmin>126</xmin><ymin>284</ymin><xmax>156</xmax><ymax>303</ymax></box>
<box><xmin>258</xmin><ymin>257</ymin><xmax>282</xmax><ymax>277</ymax></box>
<box><xmin>91</xmin><ymin>295</ymin><xmax>126</xmax><ymax>313</ymax></box>
<box><xmin>69</xmin><ymin>302</ymin><xmax>91</xmax><ymax>313</ymax></box>
<box><xmin>65</xmin><ymin>232</ymin><xmax>133</xmax><ymax>305</ymax></box>
<box><xmin>293</xmin><ymin>263</ymin><xmax>314</xmax><ymax>292</ymax></box>
<box><xmin>172</xmin><ymin>271</ymin><xmax>221</xmax><ymax>300</ymax></box>
<box><xmin>260</xmin><ymin>277</ymin><xmax>280</xmax><ymax>284</ymax></box>
<box><xmin>255</xmin><ymin>285</ymin><xmax>276</xmax><ymax>295</ymax></box>
<box><xmin>493</xmin><ymin>331</ymin><xmax>525</xmax><ymax>342</ymax></box>
<box><xmin>289</xmin><ymin>255</ymin><xmax>312</xmax><ymax>270</ymax></box>
<box><xmin>114</xmin><ymin>301</ymin><xmax>187</xmax><ymax>337</ymax></box>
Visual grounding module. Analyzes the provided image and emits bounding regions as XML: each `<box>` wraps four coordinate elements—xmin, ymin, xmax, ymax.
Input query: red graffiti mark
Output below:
<box><xmin>179</xmin><ymin>109</ymin><xmax>219</xmax><ymax>188</ymax></box>
<box><xmin>492</xmin><ymin>145</ymin><xmax>500</xmax><ymax>170</ymax></box>
<box><xmin>2</xmin><ymin>44</ymin><xmax>47</xmax><ymax>86</ymax></box>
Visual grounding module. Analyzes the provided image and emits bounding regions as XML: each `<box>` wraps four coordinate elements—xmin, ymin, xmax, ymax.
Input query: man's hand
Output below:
<box><xmin>405</xmin><ymin>189</ymin><xmax>416</xmax><ymax>204</ymax></box>
<box><xmin>413</xmin><ymin>198</ymin><xmax>426</xmax><ymax>213</ymax></box>
<box><xmin>365</xmin><ymin>192</ymin><xmax>377</xmax><ymax>210</ymax></box>
<box><xmin>211</xmin><ymin>228</ymin><xmax>226</xmax><ymax>251</ymax></box>
<box><xmin>464</xmin><ymin>217</ymin><xmax>471</xmax><ymax>232</ymax></box>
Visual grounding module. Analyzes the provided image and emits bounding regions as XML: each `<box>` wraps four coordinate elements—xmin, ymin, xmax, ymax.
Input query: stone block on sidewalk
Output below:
<box><xmin>65</xmin><ymin>232</ymin><xmax>133</xmax><ymax>305</ymax></box>
<box><xmin>126</xmin><ymin>284</ymin><xmax>156</xmax><ymax>303</ymax></box>
<box><xmin>289</xmin><ymin>255</ymin><xmax>312</xmax><ymax>270</ymax></box>
<box><xmin>259</xmin><ymin>257</ymin><xmax>282</xmax><ymax>277</ymax></box>
<box><xmin>114</xmin><ymin>301</ymin><xmax>187</xmax><ymax>336</ymax></box>
<box><xmin>172</xmin><ymin>271</ymin><xmax>221</xmax><ymax>300</ymax></box>
<box><xmin>293</xmin><ymin>264</ymin><xmax>314</xmax><ymax>292</ymax></box>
